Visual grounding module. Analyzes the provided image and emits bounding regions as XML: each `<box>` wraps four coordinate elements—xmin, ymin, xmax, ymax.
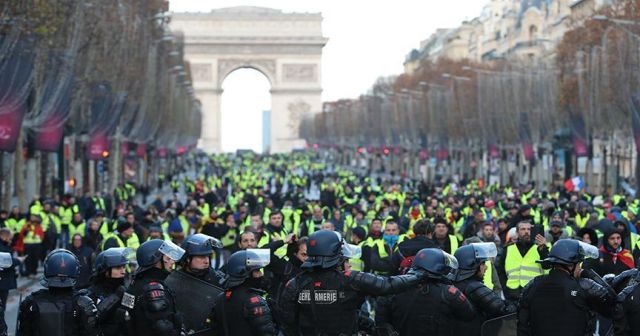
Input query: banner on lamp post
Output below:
<box><xmin>87</xmin><ymin>133</ymin><xmax>109</xmax><ymax>160</ymax></box>
<box><xmin>0</xmin><ymin>102</ymin><xmax>26</xmax><ymax>152</ymax></box>
<box><xmin>33</xmin><ymin>114</ymin><xmax>65</xmax><ymax>152</ymax></box>
<box><xmin>569</xmin><ymin>108</ymin><xmax>588</xmax><ymax>158</ymax></box>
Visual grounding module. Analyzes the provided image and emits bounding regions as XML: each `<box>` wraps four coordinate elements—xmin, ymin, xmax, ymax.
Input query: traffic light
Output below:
<box><xmin>68</xmin><ymin>178</ymin><xmax>76</xmax><ymax>188</ymax></box>
<box><xmin>101</xmin><ymin>150</ymin><xmax>109</xmax><ymax>158</ymax></box>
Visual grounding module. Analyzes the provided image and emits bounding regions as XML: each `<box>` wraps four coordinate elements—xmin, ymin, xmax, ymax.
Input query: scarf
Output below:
<box><xmin>599</xmin><ymin>245</ymin><xmax>635</xmax><ymax>269</ymax></box>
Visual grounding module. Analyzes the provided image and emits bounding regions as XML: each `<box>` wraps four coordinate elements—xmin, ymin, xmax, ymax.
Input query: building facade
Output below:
<box><xmin>404</xmin><ymin>0</ymin><xmax>614</xmax><ymax>73</ymax></box>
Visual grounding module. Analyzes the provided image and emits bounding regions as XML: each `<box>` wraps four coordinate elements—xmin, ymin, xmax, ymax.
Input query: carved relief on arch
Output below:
<box><xmin>217</xmin><ymin>59</ymin><xmax>276</xmax><ymax>86</ymax></box>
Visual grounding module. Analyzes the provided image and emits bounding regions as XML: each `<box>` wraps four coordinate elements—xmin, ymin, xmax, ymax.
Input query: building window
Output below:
<box><xmin>529</xmin><ymin>25</ymin><xmax>538</xmax><ymax>42</ymax></box>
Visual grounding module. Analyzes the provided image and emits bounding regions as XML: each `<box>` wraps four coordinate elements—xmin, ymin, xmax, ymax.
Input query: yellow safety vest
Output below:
<box><xmin>349</xmin><ymin>242</ymin><xmax>366</xmax><ymax>272</ymax></box>
<box><xmin>257</xmin><ymin>228</ymin><xmax>288</xmax><ymax>258</ymax></box>
<box><xmin>449</xmin><ymin>235</ymin><xmax>459</xmax><ymax>253</ymax></box>
<box><xmin>102</xmin><ymin>233</ymin><xmax>140</xmax><ymax>251</ymax></box>
<box><xmin>199</xmin><ymin>203</ymin><xmax>210</xmax><ymax>217</ymax></box>
<box><xmin>505</xmin><ymin>244</ymin><xmax>543</xmax><ymax>289</ymax></box>
<box><xmin>483</xmin><ymin>260</ymin><xmax>494</xmax><ymax>290</ymax></box>
<box><xmin>22</xmin><ymin>227</ymin><xmax>43</xmax><ymax>244</ymax></box>
<box><xmin>631</xmin><ymin>232</ymin><xmax>640</xmax><ymax>252</ymax></box>
<box><xmin>220</xmin><ymin>227</ymin><xmax>237</xmax><ymax>248</ymax></box>
<box><xmin>59</xmin><ymin>207</ymin><xmax>73</xmax><ymax>226</ymax></box>
<box><xmin>41</xmin><ymin>213</ymin><xmax>61</xmax><ymax>233</ymax></box>
<box><xmin>575</xmin><ymin>213</ymin><xmax>589</xmax><ymax>229</ymax></box>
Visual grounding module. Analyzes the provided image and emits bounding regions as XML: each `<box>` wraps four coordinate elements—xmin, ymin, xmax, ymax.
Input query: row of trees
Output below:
<box><xmin>301</xmin><ymin>2</ymin><xmax>640</xmax><ymax>191</ymax></box>
<box><xmin>0</xmin><ymin>0</ymin><xmax>201</xmax><ymax>208</ymax></box>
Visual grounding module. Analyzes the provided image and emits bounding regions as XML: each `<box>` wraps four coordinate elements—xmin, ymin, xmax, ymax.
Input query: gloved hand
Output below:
<box><xmin>405</xmin><ymin>267</ymin><xmax>428</xmax><ymax>280</ymax></box>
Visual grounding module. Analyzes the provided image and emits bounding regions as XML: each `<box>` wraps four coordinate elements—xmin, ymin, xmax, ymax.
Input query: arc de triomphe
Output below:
<box><xmin>171</xmin><ymin>7</ymin><xmax>327</xmax><ymax>153</ymax></box>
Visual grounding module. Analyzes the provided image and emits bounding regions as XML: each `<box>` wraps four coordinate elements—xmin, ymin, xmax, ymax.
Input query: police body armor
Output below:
<box><xmin>455</xmin><ymin>278</ymin><xmax>516</xmax><ymax>336</ymax></box>
<box><xmin>377</xmin><ymin>282</ymin><xmax>475</xmax><ymax>336</ymax></box>
<box><xmin>87</xmin><ymin>284</ymin><xmax>128</xmax><ymax>336</ymax></box>
<box><xmin>123</xmin><ymin>270</ymin><xmax>182</xmax><ymax>336</ymax></box>
<box><xmin>35</xmin><ymin>297</ymin><xmax>73</xmax><ymax>336</ymax></box>
<box><xmin>517</xmin><ymin>269</ymin><xmax>609</xmax><ymax>336</ymax></box>
<box><xmin>291</xmin><ymin>269</ymin><xmax>363</xmax><ymax>335</ymax></box>
<box><xmin>164</xmin><ymin>269</ymin><xmax>223</xmax><ymax>334</ymax></box>
<box><xmin>21</xmin><ymin>289</ymin><xmax>99</xmax><ymax>336</ymax></box>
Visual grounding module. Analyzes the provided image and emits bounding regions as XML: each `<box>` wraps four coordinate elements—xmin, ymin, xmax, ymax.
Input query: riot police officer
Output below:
<box><xmin>612</xmin><ymin>268</ymin><xmax>640</xmax><ymax>335</ymax></box>
<box><xmin>376</xmin><ymin>247</ymin><xmax>476</xmax><ymax>336</ymax></box>
<box><xmin>178</xmin><ymin>233</ymin><xmax>225</xmax><ymax>285</ymax></box>
<box><xmin>279</xmin><ymin>229</ymin><xmax>424</xmax><ymax>336</ymax></box>
<box><xmin>165</xmin><ymin>233</ymin><xmax>225</xmax><ymax>334</ymax></box>
<box><xmin>17</xmin><ymin>249</ymin><xmax>99</xmax><ymax>336</ymax></box>
<box><xmin>86</xmin><ymin>248</ymin><xmax>130</xmax><ymax>336</ymax></box>
<box><xmin>211</xmin><ymin>249</ymin><xmax>277</xmax><ymax>336</ymax></box>
<box><xmin>122</xmin><ymin>239</ymin><xmax>184</xmax><ymax>336</ymax></box>
<box><xmin>517</xmin><ymin>238</ymin><xmax>616</xmax><ymax>335</ymax></box>
<box><xmin>453</xmin><ymin>242</ymin><xmax>516</xmax><ymax>336</ymax></box>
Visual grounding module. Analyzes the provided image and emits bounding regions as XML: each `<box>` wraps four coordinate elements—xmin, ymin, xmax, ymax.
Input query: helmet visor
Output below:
<box><xmin>246</xmin><ymin>249</ymin><xmax>270</xmax><ymax>268</ymax></box>
<box><xmin>342</xmin><ymin>243</ymin><xmax>362</xmax><ymax>259</ymax></box>
<box><xmin>471</xmin><ymin>242</ymin><xmax>498</xmax><ymax>260</ymax></box>
<box><xmin>0</xmin><ymin>252</ymin><xmax>12</xmax><ymax>269</ymax></box>
<box><xmin>578</xmin><ymin>241</ymin><xmax>599</xmax><ymax>260</ymax></box>
<box><xmin>192</xmin><ymin>233</ymin><xmax>223</xmax><ymax>249</ymax></box>
<box><xmin>158</xmin><ymin>241</ymin><xmax>186</xmax><ymax>261</ymax></box>
<box><xmin>208</xmin><ymin>237</ymin><xmax>223</xmax><ymax>249</ymax></box>
<box><xmin>331</xmin><ymin>231</ymin><xmax>361</xmax><ymax>258</ymax></box>
<box><xmin>104</xmin><ymin>248</ymin><xmax>133</xmax><ymax>266</ymax></box>
<box><xmin>442</xmin><ymin>251</ymin><xmax>459</xmax><ymax>271</ymax></box>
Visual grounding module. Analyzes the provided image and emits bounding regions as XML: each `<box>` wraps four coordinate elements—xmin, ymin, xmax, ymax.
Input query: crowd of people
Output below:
<box><xmin>1</xmin><ymin>151</ymin><xmax>640</xmax><ymax>335</ymax></box>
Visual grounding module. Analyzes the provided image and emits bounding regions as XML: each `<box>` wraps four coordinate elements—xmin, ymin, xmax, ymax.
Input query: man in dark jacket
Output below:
<box><xmin>391</xmin><ymin>219</ymin><xmax>436</xmax><ymax>274</ymax></box>
<box><xmin>583</xmin><ymin>228</ymin><xmax>635</xmax><ymax>276</ymax></box>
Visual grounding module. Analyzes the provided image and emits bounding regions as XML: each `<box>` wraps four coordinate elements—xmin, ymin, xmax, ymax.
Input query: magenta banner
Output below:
<box><xmin>437</xmin><ymin>148</ymin><xmax>449</xmax><ymax>161</ymax></box>
<box><xmin>121</xmin><ymin>141</ymin><xmax>129</xmax><ymax>157</ymax></box>
<box><xmin>0</xmin><ymin>103</ymin><xmax>25</xmax><ymax>152</ymax></box>
<box><xmin>33</xmin><ymin>114</ymin><xmax>64</xmax><ymax>152</ymax></box>
<box><xmin>570</xmin><ymin>109</ymin><xmax>588</xmax><ymax>157</ymax></box>
<box><xmin>488</xmin><ymin>143</ymin><xmax>500</xmax><ymax>159</ymax></box>
<box><xmin>87</xmin><ymin>133</ymin><xmax>109</xmax><ymax>160</ymax></box>
<box><xmin>522</xmin><ymin>142</ymin><xmax>535</xmax><ymax>162</ymax></box>
<box><xmin>136</xmin><ymin>143</ymin><xmax>146</xmax><ymax>158</ymax></box>
<box><xmin>158</xmin><ymin>148</ymin><xmax>168</xmax><ymax>158</ymax></box>
<box><xmin>419</xmin><ymin>150</ymin><xmax>429</xmax><ymax>160</ymax></box>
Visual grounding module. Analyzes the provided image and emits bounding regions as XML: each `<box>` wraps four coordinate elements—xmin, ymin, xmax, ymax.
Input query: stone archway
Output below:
<box><xmin>171</xmin><ymin>6</ymin><xmax>327</xmax><ymax>153</ymax></box>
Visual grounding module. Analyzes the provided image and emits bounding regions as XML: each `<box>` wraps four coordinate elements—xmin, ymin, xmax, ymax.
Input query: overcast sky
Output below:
<box><xmin>170</xmin><ymin>1</ymin><xmax>488</xmax><ymax>152</ymax></box>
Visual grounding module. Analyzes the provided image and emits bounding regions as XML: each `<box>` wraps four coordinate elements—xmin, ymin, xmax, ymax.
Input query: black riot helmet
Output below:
<box><xmin>454</xmin><ymin>242</ymin><xmax>497</xmax><ymax>281</ymax></box>
<box><xmin>302</xmin><ymin>230</ymin><xmax>343</xmax><ymax>269</ymax></box>
<box><xmin>224</xmin><ymin>249</ymin><xmax>270</xmax><ymax>288</ymax></box>
<box><xmin>94</xmin><ymin>248</ymin><xmax>131</xmax><ymax>276</ymax></box>
<box><xmin>539</xmin><ymin>239</ymin><xmax>599</xmax><ymax>267</ymax></box>
<box><xmin>182</xmin><ymin>233</ymin><xmax>222</xmax><ymax>258</ymax></box>
<box><xmin>136</xmin><ymin>239</ymin><xmax>185</xmax><ymax>273</ymax></box>
<box><xmin>42</xmin><ymin>249</ymin><xmax>80</xmax><ymax>288</ymax></box>
<box><xmin>301</xmin><ymin>230</ymin><xmax>361</xmax><ymax>270</ymax></box>
<box><xmin>411</xmin><ymin>248</ymin><xmax>458</xmax><ymax>280</ymax></box>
